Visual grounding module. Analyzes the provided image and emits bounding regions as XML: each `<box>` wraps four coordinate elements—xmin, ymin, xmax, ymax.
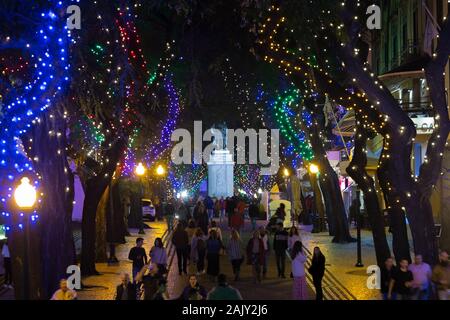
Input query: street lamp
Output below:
<box><xmin>135</xmin><ymin>163</ymin><xmax>146</xmax><ymax>234</ymax></box>
<box><xmin>308</xmin><ymin>164</ymin><xmax>322</xmax><ymax>233</ymax></box>
<box><xmin>283</xmin><ymin>168</ymin><xmax>290</xmax><ymax>177</ymax></box>
<box><xmin>156</xmin><ymin>164</ymin><xmax>166</xmax><ymax>176</ymax></box>
<box><xmin>309</xmin><ymin>163</ymin><xmax>319</xmax><ymax>175</ymax></box>
<box><xmin>13</xmin><ymin>177</ymin><xmax>37</xmax><ymax>300</ymax></box>
<box><xmin>14</xmin><ymin>177</ymin><xmax>37</xmax><ymax>209</ymax></box>
<box><xmin>135</xmin><ymin>162</ymin><xmax>146</xmax><ymax>176</ymax></box>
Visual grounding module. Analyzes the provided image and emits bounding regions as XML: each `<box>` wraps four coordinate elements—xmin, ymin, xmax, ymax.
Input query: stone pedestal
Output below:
<box><xmin>207</xmin><ymin>149</ymin><xmax>234</xmax><ymax>198</ymax></box>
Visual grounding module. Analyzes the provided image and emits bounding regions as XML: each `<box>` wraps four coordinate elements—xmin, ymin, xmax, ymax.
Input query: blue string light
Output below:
<box><xmin>0</xmin><ymin>1</ymin><xmax>74</xmax><ymax>232</ymax></box>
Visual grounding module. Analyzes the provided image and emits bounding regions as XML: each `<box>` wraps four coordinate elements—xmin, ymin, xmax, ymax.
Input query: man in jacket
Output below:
<box><xmin>273</xmin><ymin>222</ymin><xmax>288</xmax><ymax>278</ymax></box>
<box><xmin>432</xmin><ymin>250</ymin><xmax>450</xmax><ymax>300</ymax></box>
<box><xmin>115</xmin><ymin>273</ymin><xmax>136</xmax><ymax>300</ymax></box>
<box><xmin>172</xmin><ymin>223</ymin><xmax>189</xmax><ymax>275</ymax></box>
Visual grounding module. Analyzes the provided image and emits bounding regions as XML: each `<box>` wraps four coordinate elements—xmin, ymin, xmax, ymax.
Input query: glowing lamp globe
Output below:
<box><xmin>135</xmin><ymin>163</ymin><xmax>146</xmax><ymax>176</ymax></box>
<box><xmin>283</xmin><ymin>168</ymin><xmax>290</xmax><ymax>177</ymax></box>
<box><xmin>156</xmin><ymin>165</ymin><xmax>166</xmax><ymax>176</ymax></box>
<box><xmin>309</xmin><ymin>164</ymin><xmax>319</xmax><ymax>174</ymax></box>
<box><xmin>14</xmin><ymin>177</ymin><xmax>37</xmax><ymax>209</ymax></box>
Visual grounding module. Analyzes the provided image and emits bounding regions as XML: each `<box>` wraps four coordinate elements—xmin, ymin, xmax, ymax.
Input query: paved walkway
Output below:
<box><xmin>166</xmin><ymin>220</ymin><xmax>315</xmax><ymax>300</ymax></box>
<box><xmin>1</xmin><ymin>218</ymin><xmax>393</xmax><ymax>300</ymax></box>
<box><xmin>77</xmin><ymin>221</ymin><xmax>168</xmax><ymax>300</ymax></box>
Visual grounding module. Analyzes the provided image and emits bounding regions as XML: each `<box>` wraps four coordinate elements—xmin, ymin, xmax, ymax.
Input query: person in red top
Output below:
<box><xmin>231</xmin><ymin>199</ymin><xmax>247</xmax><ymax>232</ymax></box>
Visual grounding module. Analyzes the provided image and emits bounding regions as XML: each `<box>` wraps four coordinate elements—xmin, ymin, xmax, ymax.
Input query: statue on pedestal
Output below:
<box><xmin>211</xmin><ymin>122</ymin><xmax>228</xmax><ymax>151</ymax></box>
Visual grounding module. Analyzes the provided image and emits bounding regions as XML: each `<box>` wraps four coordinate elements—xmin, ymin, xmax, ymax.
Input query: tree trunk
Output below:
<box><xmin>81</xmin><ymin>190</ymin><xmax>101</xmax><ymax>276</ymax></box>
<box><xmin>377</xmin><ymin>146</ymin><xmax>411</xmax><ymax>263</ymax></box>
<box><xmin>20</xmin><ymin>108</ymin><xmax>76</xmax><ymax>299</ymax></box>
<box><xmin>346</xmin><ymin>123</ymin><xmax>391</xmax><ymax>266</ymax></box>
<box><xmin>80</xmin><ymin>137</ymin><xmax>126</xmax><ymax>276</ymax></box>
<box><xmin>107</xmin><ymin>179</ymin><xmax>126</xmax><ymax>244</ymax></box>
<box><xmin>306</xmin><ymin>110</ymin><xmax>354</xmax><ymax>243</ymax></box>
<box><xmin>95</xmin><ymin>186</ymin><xmax>109</xmax><ymax>262</ymax></box>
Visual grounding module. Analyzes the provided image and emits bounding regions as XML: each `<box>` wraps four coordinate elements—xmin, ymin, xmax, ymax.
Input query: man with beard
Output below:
<box><xmin>432</xmin><ymin>250</ymin><xmax>450</xmax><ymax>300</ymax></box>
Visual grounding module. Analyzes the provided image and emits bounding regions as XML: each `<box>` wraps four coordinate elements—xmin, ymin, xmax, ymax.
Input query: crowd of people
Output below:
<box><xmin>380</xmin><ymin>251</ymin><xmax>450</xmax><ymax>300</ymax></box>
<box><xmin>4</xmin><ymin>194</ymin><xmax>448</xmax><ymax>301</ymax></box>
<box><xmin>119</xmin><ymin>196</ymin><xmax>326</xmax><ymax>301</ymax></box>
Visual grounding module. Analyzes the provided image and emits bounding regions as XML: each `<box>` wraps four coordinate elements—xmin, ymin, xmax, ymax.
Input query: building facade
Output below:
<box><xmin>370</xmin><ymin>0</ymin><xmax>450</xmax><ymax>247</ymax></box>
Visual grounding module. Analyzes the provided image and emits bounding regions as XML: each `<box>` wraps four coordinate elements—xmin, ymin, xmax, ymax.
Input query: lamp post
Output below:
<box><xmin>308</xmin><ymin>164</ymin><xmax>322</xmax><ymax>233</ymax></box>
<box><xmin>355</xmin><ymin>188</ymin><xmax>364</xmax><ymax>267</ymax></box>
<box><xmin>283</xmin><ymin>168</ymin><xmax>290</xmax><ymax>200</ymax></box>
<box><xmin>135</xmin><ymin>163</ymin><xmax>146</xmax><ymax>235</ymax></box>
<box><xmin>155</xmin><ymin>164</ymin><xmax>167</xmax><ymax>203</ymax></box>
<box><xmin>13</xmin><ymin>177</ymin><xmax>37</xmax><ymax>300</ymax></box>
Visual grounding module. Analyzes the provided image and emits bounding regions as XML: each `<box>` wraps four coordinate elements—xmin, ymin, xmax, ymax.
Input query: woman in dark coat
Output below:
<box><xmin>206</xmin><ymin>230</ymin><xmax>223</xmax><ymax>281</ymax></box>
<box><xmin>194</xmin><ymin>201</ymin><xmax>209</xmax><ymax>235</ymax></box>
<box><xmin>308</xmin><ymin>246</ymin><xmax>326</xmax><ymax>300</ymax></box>
<box><xmin>246</xmin><ymin>230</ymin><xmax>265</xmax><ymax>284</ymax></box>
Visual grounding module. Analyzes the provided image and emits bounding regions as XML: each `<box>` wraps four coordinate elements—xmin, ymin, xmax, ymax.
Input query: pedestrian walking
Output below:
<box><xmin>308</xmin><ymin>246</ymin><xmax>325</xmax><ymax>301</ymax></box>
<box><xmin>409</xmin><ymin>254</ymin><xmax>432</xmax><ymax>300</ymax></box>
<box><xmin>50</xmin><ymin>279</ymin><xmax>77</xmax><ymax>300</ymax></box>
<box><xmin>172</xmin><ymin>223</ymin><xmax>189</xmax><ymax>275</ymax></box>
<box><xmin>1</xmin><ymin>241</ymin><xmax>12</xmax><ymax>288</ymax></box>
<box><xmin>115</xmin><ymin>273</ymin><xmax>136</xmax><ymax>300</ymax></box>
<box><xmin>149</xmin><ymin>237</ymin><xmax>168</xmax><ymax>275</ymax></box>
<box><xmin>206</xmin><ymin>230</ymin><xmax>223</xmax><ymax>281</ymax></box>
<box><xmin>291</xmin><ymin>241</ymin><xmax>308</xmax><ymax>300</ymax></box>
<box><xmin>227</xmin><ymin>229</ymin><xmax>244</xmax><ymax>281</ymax></box>
<box><xmin>176</xmin><ymin>201</ymin><xmax>190</xmax><ymax>228</ymax></box>
<box><xmin>128</xmin><ymin>237</ymin><xmax>148</xmax><ymax>282</ymax></box>
<box><xmin>179</xmin><ymin>274</ymin><xmax>208</xmax><ymax>300</ymax></box>
<box><xmin>205</xmin><ymin>196</ymin><xmax>214</xmax><ymax>222</ymax></box>
<box><xmin>432</xmin><ymin>250</ymin><xmax>450</xmax><ymax>300</ymax></box>
<box><xmin>246</xmin><ymin>230</ymin><xmax>265</xmax><ymax>284</ymax></box>
<box><xmin>388</xmin><ymin>258</ymin><xmax>414</xmax><ymax>300</ymax></box>
<box><xmin>191</xmin><ymin>228</ymin><xmax>207</xmax><ymax>275</ymax></box>
<box><xmin>194</xmin><ymin>201</ymin><xmax>208</xmax><ymax>235</ymax></box>
<box><xmin>249</xmin><ymin>200</ymin><xmax>259</xmax><ymax>231</ymax></box>
<box><xmin>226</xmin><ymin>197</ymin><xmax>236</xmax><ymax>228</ymax></box>
<box><xmin>273</xmin><ymin>222</ymin><xmax>288</xmax><ymax>278</ymax></box>
<box><xmin>219</xmin><ymin>197</ymin><xmax>226</xmax><ymax>224</ymax></box>
<box><xmin>185</xmin><ymin>219</ymin><xmax>197</xmax><ymax>264</ymax></box>
<box><xmin>214</xmin><ymin>198</ymin><xmax>220</xmax><ymax>219</ymax></box>
<box><xmin>154</xmin><ymin>196</ymin><xmax>162</xmax><ymax>221</ymax></box>
<box><xmin>165</xmin><ymin>198</ymin><xmax>176</xmax><ymax>231</ymax></box>
<box><xmin>275</xmin><ymin>203</ymin><xmax>286</xmax><ymax>222</ymax></box>
<box><xmin>381</xmin><ymin>257</ymin><xmax>397</xmax><ymax>300</ymax></box>
<box><xmin>259</xmin><ymin>226</ymin><xmax>270</xmax><ymax>278</ymax></box>
<box><xmin>208</xmin><ymin>220</ymin><xmax>223</xmax><ymax>242</ymax></box>
<box><xmin>207</xmin><ymin>274</ymin><xmax>243</xmax><ymax>300</ymax></box>
<box><xmin>288</xmin><ymin>226</ymin><xmax>301</xmax><ymax>256</ymax></box>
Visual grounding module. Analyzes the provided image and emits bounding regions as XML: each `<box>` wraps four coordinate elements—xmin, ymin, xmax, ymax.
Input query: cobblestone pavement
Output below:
<box><xmin>76</xmin><ymin>220</ymin><xmax>167</xmax><ymax>300</ymax></box>
<box><xmin>300</xmin><ymin>226</ymin><xmax>403</xmax><ymax>300</ymax></box>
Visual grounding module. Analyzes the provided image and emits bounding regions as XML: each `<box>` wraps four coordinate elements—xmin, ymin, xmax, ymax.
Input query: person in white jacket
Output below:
<box><xmin>291</xmin><ymin>241</ymin><xmax>308</xmax><ymax>300</ymax></box>
<box><xmin>149</xmin><ymin>238</ymin><xmax>168</xmax><ymax>275</ymax></box>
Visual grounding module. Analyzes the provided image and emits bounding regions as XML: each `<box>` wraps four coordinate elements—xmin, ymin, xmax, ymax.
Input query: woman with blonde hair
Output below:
<box><xmin>227</xmin><ymin>229</ymin><xmax>244</xmax><ymax>281</ymax></box>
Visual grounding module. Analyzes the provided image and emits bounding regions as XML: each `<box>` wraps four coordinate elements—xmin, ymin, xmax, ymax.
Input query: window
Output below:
<box><xmin>414</xmin><ymin>143</ymin><xmax>422</xmax><ymax>177</ymax></box>
<box><xmin>402</xmin><ymin>24</ymin><xmax>407</xmax><ymax>53</ymax></box>
<box><xmin>413</xmin><ymin>9</ymin><xmax>418</xmax><ymax>46</ymax></box>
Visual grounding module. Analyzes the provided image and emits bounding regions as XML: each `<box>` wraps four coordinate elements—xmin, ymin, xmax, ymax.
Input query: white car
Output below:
<box><xmin>142</xmin><ymin>199</ymin><xmax>156</xmax><ymax>221</ymax></box>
